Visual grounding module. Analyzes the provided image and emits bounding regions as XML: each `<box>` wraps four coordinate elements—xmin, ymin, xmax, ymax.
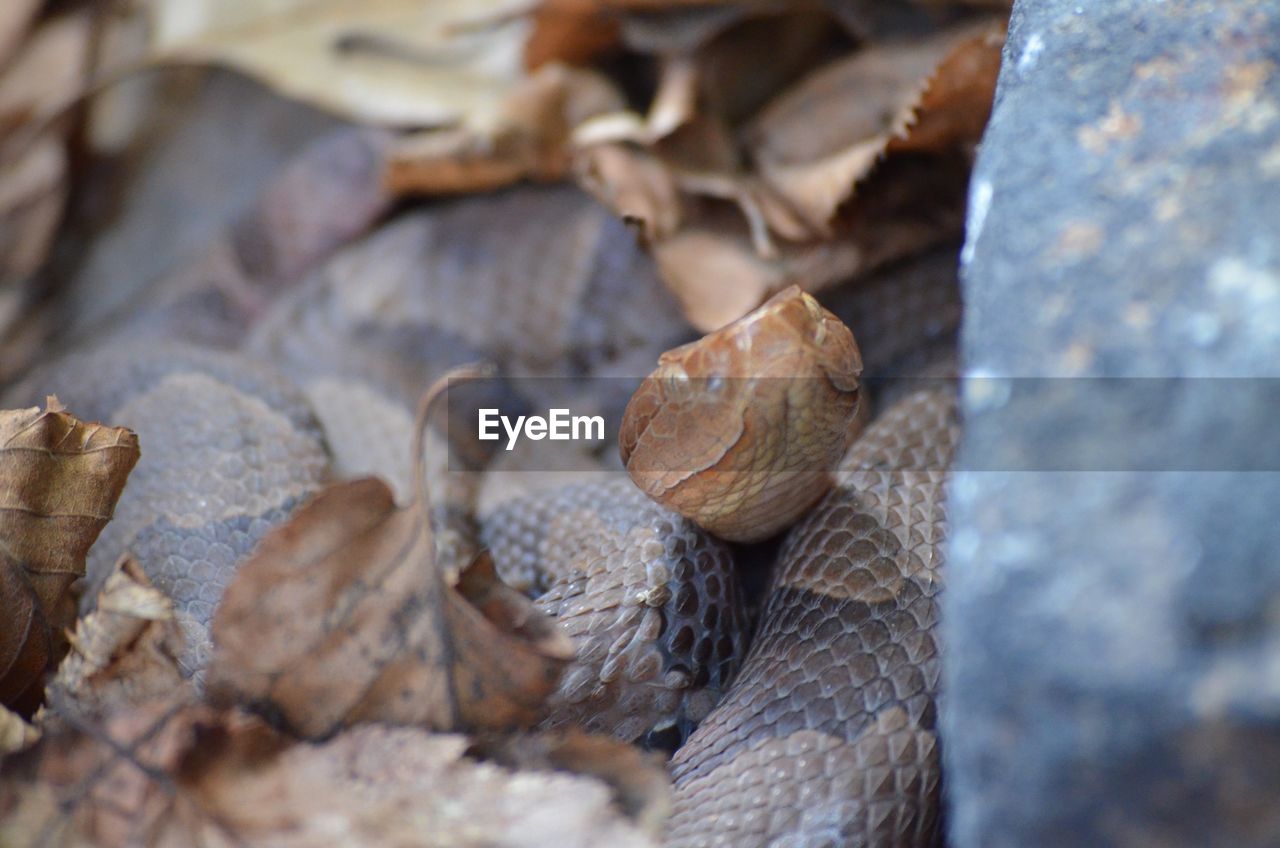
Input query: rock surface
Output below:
<box><xmin>944</xmin><ymin>1</ymin><xmax>1280</xmax><ymax>846</ymax></box>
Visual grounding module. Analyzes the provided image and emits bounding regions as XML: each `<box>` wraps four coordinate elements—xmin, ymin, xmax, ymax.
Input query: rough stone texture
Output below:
<box><xmin>945</xmin><ymin>2</ymin><xmax>1280</xmax><ymax>847</ymax></box>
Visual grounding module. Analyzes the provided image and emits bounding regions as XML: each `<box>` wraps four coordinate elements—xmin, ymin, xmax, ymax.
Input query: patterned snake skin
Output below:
<box><xmin>483</xmin><ymin>480</ymin><xmax>748</xmax><ymax>744</ymax></box>
<box><xmin>666</xmin><ymin>388</ymin><xmax>959</xmax><ymax>848</ymax></box>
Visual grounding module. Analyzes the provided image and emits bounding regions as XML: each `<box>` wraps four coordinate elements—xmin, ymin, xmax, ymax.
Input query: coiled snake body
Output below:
<box><xmin>8</xmin><ymin>175</ymin><xmax>960</xmax><ymax>847</ymax></box>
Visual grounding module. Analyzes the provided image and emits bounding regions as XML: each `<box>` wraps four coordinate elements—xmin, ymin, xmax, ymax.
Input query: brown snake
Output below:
<box><xmin>5</xmin><ymin>154</ymin><xmax>961</xmax><ymax>846</ymax></box>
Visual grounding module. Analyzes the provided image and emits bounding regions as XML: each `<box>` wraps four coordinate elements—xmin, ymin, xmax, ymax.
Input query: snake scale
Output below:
<box><xmin>4</xmin><ymin>131</ymin><xmax>962</xmax><ymax>847</ymax></box>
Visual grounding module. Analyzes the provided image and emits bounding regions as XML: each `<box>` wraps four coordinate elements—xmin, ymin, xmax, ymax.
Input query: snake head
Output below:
<box><xmin>620</xmin><ymin>286</ymin><xmax>863</xmax><ymax>542</ymax></box>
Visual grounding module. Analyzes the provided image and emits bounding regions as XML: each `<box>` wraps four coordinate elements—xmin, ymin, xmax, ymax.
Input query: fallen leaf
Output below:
<box><xmin>1</xmin><ymin>700</ymin><xmax>662</xmax><ymax>847</ymax></box>
<box><xmin>385</xmin><ymin>62</ymin><xmax>624</xmax><ymax>196</ymax></box>
<box><xmin>0</xmin><ymin>398</ymin><xmax>140</xmax><ymax>715</ymax></box>
<box><xmin>887</xmin><ymin>20</ymin><xmax>1007</xmax><ymax>155</ymax></box>
<box><xmin>746</xmin><ymin>19</ymin><xmax>1005</xmax><ymax>231</ymax></box>
<box><xmin>209</xmin><ymin>476</ymin><xmax>572</xmax><ymax>737</ymax></box>
<box><xmin>0</xmin><ymin>696</ymin><xmax>251</xmax><ymax>847</ymax></box>
<box><xmin>650</xmin><ymin>153</ymin><xmax>971</xmax><ymax>331</ymax></box>
<box><xmin>573</xmin><ymin>13</ymin><xmax>1000</xmax><ymax>331</ymax></box>
<box><xmin>207</xmin><ymin>372</ymin><xmax>573</xmax><ymax>738</ymax></box>
<box><xmin>576</xmin><ymin>144</ymin><xmax>683</xmax><ymax>241</ymax></box>
<box><xmin>145</xmin><ymin>0</ymin><xmax>534</xmax><ymax>128</ymax></box>
<box><xmin>47</xmin><ymin>556</ymin><xmax>188</xmax><ymax>722</ymax></box>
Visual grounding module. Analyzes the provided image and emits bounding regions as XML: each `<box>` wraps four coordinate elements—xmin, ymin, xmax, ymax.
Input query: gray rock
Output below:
<box><xmin>944</xmin><ymin>1</ymin><xmax>1280</xmax><ymax>846</ymax></box>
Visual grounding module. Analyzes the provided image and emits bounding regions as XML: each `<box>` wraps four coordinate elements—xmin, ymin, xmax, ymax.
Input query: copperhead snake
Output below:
<box><xmin>5</xmin><ymin>139</ymin><xmax>962</xmax><ymax>846</ymax></box>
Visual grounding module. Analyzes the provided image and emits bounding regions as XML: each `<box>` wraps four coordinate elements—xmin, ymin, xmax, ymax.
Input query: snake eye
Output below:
<box><xmin>706</xmin><ymin>375</ymin><xmax>724</xmax><ymax>393</ymax></box>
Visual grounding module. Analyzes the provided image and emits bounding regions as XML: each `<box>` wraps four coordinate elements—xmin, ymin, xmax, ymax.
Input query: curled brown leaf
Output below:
<box><xmin>48</xmin><ymin>556</ymin><xmax>188</xmax><ymax>721</ymax></box>
<box><xmin>1</xmin><ymin>699</ymin><xmax>661</xmax><ymax>848</ymax></box>
<box><xmin>474</xmin><ymin>729</ymin><xmax>672</xmax><ymax>837</ymax></box>
<box><xmin>747</xmin><ymin>18</ymin><xmax>1006</xmax><ymax>231</ymax></box>
<box><xmin>0</xmin><ymin>398</ymin><xmax>140</xmax><ymax>715</ymax></box>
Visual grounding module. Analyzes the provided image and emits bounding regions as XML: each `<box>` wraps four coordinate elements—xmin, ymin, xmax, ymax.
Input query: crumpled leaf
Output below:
<box><xmin>886</xmin><ymin>20</ymin><xmax>1007</xmax><ymax>155</ymax></box>
<box><xmin>650</xmin><ymin>153</ymin><xmax>972</xmax><ymax>331</ymax></box>
<box><xmin>207</xmin><ymin>377</ymin><xmax>574</xmax><ymax>739</ymax></box>
<box><xmin>0</xmin><ymin>398</ymin><xmax>140</xmax><ymax>715</ymax></box>
<box><xmin>575</xmin><ymin>144</ymin><xmax>682</xmax><ymax>241</ymax></box>
<box><xmin>575</xmin><ymin>16</ymin><xmax>1003</xmax><ymax>331</ymax></box>
<box><xmin>144</xmin><ymin>0</ymin><xmax>534</xmax><ymax>128</ymax></box>
<box><xmin>747</xmin><ymin>18</ymin><xmax>1006</xmax><ymax>230</ymax></box>
<box><xmin>48</xmin><ymin>556</ymin><xmax>188</xmax><ymax>722</ymax></box>
<box><xmin>0</xmin><ymin>699</ymin><xmax>662</xmax><ymax>847</ymax></box>
<box><xmin>474</xmin><ymin>729</ymin><xmax>672</xmax><ymax>837</ymax></box>
<box><xmin>385</xmin><ymin>62</ymin><xmax>624</xmax><ymax>196</ymax></box>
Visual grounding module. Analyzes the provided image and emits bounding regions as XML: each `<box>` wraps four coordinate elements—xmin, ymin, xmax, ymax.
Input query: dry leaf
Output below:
<box><xmin>747</xmin><ymin>19</ymin><xmax>1005</xmax><ymax>231</ymax></box>
<box><xmin>0</xmin><ymin>399</ymin><xmax>140</xmax><ymax>715</ymax></box>
<box><xmin>208</xmin><ymin>473</ymin><xmax>573</xmax><ymax>738</ymax></box>
<box><xmin>48</xmin><ymin>557</ymin><xmax>188</xmax><ymax>721</ymax></box>
<box><xmin>887</xmin><ymin>20</ymin><xmax>1007</xmax><ymax>155</ymax></box>
<box><xmin>0</xmin><ymin>700</ymin><xmax>661</xmax><ymax>847</ymax></box>
<box><xmin>145</xmin><ymin>0</ymin><xmax>534</xmax><ymax>128</ymax></box>
<box><xmin>573</xmin><ymin>14</ymin><xmax>1000</xmax><ymax>331</ymax></box>
<box><xmin>474</xmin><ymin>729</ymin><xmax>672</xmax><ymax>836</ymax></box>
<box><xmin>576</xmin><ymin>144</ymin><xmax>682</xmax><ymax>241</ymax></box>
<box><xmin>385</xmin><ymin>63</ymin><xmax>624</xmax><ymax>195</ymax></box>
<box><xmin>649</xmin><ymin>153</ymin><xmax>971</xmax><ymax>331</ymax></box>
<box><xmin>0</xmin><ymin>696</ymin><xmax>252</xmax><ymax>847</ymax></box>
